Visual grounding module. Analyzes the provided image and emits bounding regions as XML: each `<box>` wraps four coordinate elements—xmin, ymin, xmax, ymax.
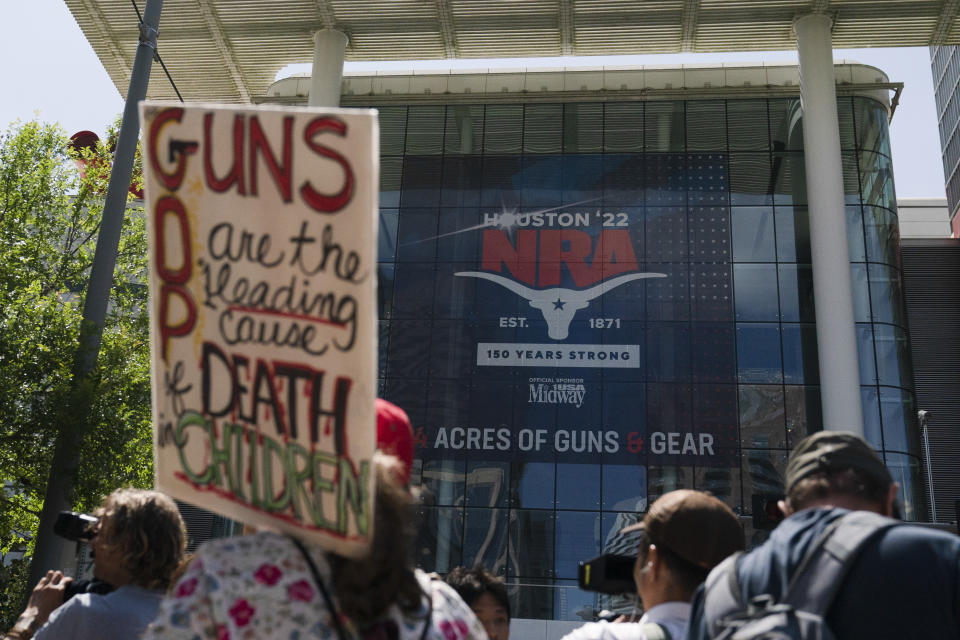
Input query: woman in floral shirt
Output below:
<box><xmin>145</xmin><ymin>453</ymin><xmax>486</xmax><ymax>640</ymax></box>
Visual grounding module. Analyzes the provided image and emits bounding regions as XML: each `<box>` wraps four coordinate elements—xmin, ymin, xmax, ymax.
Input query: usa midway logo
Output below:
<box><xmin>528</xmin><ymin>377</ymin><xmax>586</xmax><ymax>408</ymax></box>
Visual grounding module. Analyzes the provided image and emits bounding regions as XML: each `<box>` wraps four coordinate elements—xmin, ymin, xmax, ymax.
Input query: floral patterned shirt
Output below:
<box><xmin>145</xmin><ymin>531</ymin><xmax>487</xmax><ymax>640</ymax></box>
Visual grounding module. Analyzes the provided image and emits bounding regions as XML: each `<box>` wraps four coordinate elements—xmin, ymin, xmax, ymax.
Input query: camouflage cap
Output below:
<box><xmin>785</xmin><ymin>430</ymin><xmax>892</xmax><ymax>495</ymax></box>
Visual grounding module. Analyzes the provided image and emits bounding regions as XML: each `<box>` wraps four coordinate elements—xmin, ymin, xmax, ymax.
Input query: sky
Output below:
<box><xmin>0</xmin><ymin>0</ymin><xmax>946</xmax><ymax>199</ymax></box>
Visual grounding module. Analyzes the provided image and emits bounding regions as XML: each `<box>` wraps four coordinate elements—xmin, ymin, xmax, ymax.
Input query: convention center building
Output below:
<box><xmin>263</xmin><ymin>61</ymin><xmax>920</xmax><ymax>628</ymax></box>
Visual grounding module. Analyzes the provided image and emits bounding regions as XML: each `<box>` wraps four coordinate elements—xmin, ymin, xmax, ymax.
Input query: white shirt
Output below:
<box><xmin>561</xmin><ymin>601</ymin><xmax>692</xmax><ymax>640</ymax></box>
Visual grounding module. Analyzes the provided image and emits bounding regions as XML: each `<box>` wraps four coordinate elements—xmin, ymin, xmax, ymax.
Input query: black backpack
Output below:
<box><xmin>700</xmin><ymin>510</ymin><xmax>899</xmax><ymax>639</ymax></box>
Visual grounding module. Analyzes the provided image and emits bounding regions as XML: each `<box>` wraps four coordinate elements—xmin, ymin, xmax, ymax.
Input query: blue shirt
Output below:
<box><xmin>34</xmin><ymin>584</ymin><xmax>163</xmax><ymax>640</ymax></box>
<box><xmin>687</xmin><ymin>508</ymin><xmax>960</xmax><ymax>639</ymax></box>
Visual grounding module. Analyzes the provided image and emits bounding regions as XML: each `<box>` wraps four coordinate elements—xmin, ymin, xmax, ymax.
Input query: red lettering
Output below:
<box><xmin>594</xmin><ymin>230</ymin><xmax>640</xmax><ymax>279</ymax></box>
<box><xmin>538</xmin><ymin>229</ymin><xmax>594</xmax><ymax>287</ymax></box>
<box><xmin>154</xmin><ymin>195</ymin><xmax>196</xmax><ymax>362</ymax></box>
<box><xmin>148</xmin><ymin>108</ymin><xmax>192</xmax><ymax>191</ymax></box>
<box><xmin>480</xmin><ymin>229</ymin><xmax>537</xmax><ymax>285</ymax></box>
<box><xmin>158</xmin><ymin>284</ymin><xmax>197</xmax><ymax>363</ymax></box>
<box><xmin>204</xmin><ymin>113</ymin><xmax>246</xmax><ymax>194</ymax></box>
<box><xmin>249</xmin><ymin>115</ymin><xmax>293</xmax><ymax>202</ymax></box>
<box><xmin>300</xmin><ymin>117</ymin><xmax>354</xmax><ymax>213</ymax></box>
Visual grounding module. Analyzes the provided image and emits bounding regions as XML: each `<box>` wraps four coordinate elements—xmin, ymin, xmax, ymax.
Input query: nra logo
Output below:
<box><xmin>457</xmin><ymin>229</ymin><xmax>665</xmax><ymax>340</ymax></box>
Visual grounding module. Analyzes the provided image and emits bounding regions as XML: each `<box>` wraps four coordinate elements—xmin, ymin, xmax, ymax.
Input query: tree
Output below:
<box><xmin>0</xmin><ymin>119</ymin><xmax>151</xmax><ymax>627</ymax></box>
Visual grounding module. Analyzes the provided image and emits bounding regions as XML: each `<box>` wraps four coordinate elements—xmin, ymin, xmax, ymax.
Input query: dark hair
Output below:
<box><xmin>445</xmin><ymin>566</ymin><xmax>511</xmax><ymax>619</ymax></box>
<box><xmin>636</xmin><ymin>529</ymin><xmax>709</xmax><ymax>598</ymax></box>
<box><xmin>96</xmin><ymin>488</ymin><xmax>186</xmax><ymax>590</ymax></box>
<box><xmin>330</xmin><ymin>454</ymin><xmax>422</xmax><ymax>622</ymax></box>
<box><xmin>786</xmin><ymin>467</ymin><xmax>889</xmax><ymax>512</ymax></box>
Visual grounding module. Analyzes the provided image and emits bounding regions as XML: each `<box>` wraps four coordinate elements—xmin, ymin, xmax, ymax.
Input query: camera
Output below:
<box><xmin>577</xmin><ymin>554</ymin><xmax>637</xmax><ymax>595</ymax></box>
<box><xmin>53</xmin><ymin>511</ymin><xmax>98</xmax><ymax>542</ymax></box>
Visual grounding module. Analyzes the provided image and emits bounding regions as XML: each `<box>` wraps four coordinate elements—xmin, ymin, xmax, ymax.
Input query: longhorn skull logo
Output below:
<box><xmin>455</xmin><ymin>271</ymin><xmax>667</xmax><ymax>340</ymax></box>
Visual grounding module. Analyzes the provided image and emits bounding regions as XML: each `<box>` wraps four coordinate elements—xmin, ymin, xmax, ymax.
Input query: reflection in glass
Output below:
<box><xmin>524</xmin><ymin>104</ymin><xmax>563</xmax><ymax>154</ymax></box>
<box><xmin>864</xmin><ymin>206</ymin><xmax>900</xmax><ymax>267</ymax></box>
<box><xmin>380</xmin><ymin>106</ymin><xmax>408</xmax><ymax>155</ymax></box>
<box><xmin>849</xmin><ymin>263</ymin><xmax>872</xmax><ymax>322</ymax></box>
<box><xmin>728</xmin><ymin>100</ymin><xmax>769</xmax><ymax>151</ymax></box>
<box><xmin>884</xmin><ymin>452</ymin><xmax>925</xmax><ymax>522</ymax></box>
<box><xmin>846</xmin><ymin>205</ymin><xmax>866</xmax><ymax>262</ymax></box>
<box><xmin>772</xmin><ymin>152</ymin><xmax>806</xmax><ymax>206</ymax></box>
<box><xmin>686</xmin><ymin>101</ymin><xmax>726</xmax><ymax>151</ymax></box>
<box><xmin>511</xmin><ymin>462</ymin><xmax>556</xmax><ymax>508</ymax></box>
<box><xmin>859</xmin><ymin>150</ymin><xmax>897</xmax><ymax>210</ymax></box>
<box><xmin>696</xmin><ymin>466</ymin><xmax>740</xmax><ymax>511</ymax></box>
<box><xmin>860</xmin><ymin>386</ymin><xmax>883</xmax><ymax>450</ymax></box>
<box><xmin>484</xmin><ymin>104</ymin><xmax>524</xmax><ymax>154</ymax></box>
<box><xmin>554</xmin><ymin>579</ymin><xmax>600</xmax><ymax>622</ymax></box>
<box><xmin>564</xmin><ymin>103</ymin><xmax>603</xmax><ymax>153</ymax></box>
<box><xmin>554</xmin><ymin>511</ymin><xmax>601</xmax><ymax>579</ymax></box>
<box><xmin>645</xmin><ymin>101</ymin><xmax>685</xmax><ymax>152</ymax></box>
<box><xmin>444</xmin><ymin>105</ymin><xmax>484</xmax><ymax>155</ymax></box>
<box><xmin>734</xmin><ymin>264</ymin><xmax>779</xmax><ymax>321</ymax></box>
<box><xmin>406</xmin><ymin>105</ymin><xmax>446</xmax><ymax>154</ymax></box>
<box><xmin>769</xmin><ymin>98</ymin><xmax>803</xmax><ymax>151</ymax></box>
<box><xmin>784</xmin><ymin>385</ymin><xmax>821</xmax><ymax>448</ymax></box>
<box><xmin>736</xmin><ymin>324</ymin><xmax>783</xmax><ymax>383</ymax></box>
<box><xmin>647</xmin><ymin>466</ymin><xmax>693</xmax><ymax>504</ymax></box>
<box><xmin>854</xmin><ymin>97</ymin><xmax>891</xmax><ymax>157</ymax></box>
<box><xmin>603</xmin><ymin>103</ymin><xmax>644</xmax><ymax>152</ymax></box>
<box><xmin>739</xmin><ymin>385</ymin><xmax>786</xmax><ymax>449</ymax></box>
<box><xmin>732</xmin><ymin>207</ymin><xmax>776</xmax><ymax>262</ymax></box>
<box><xmin>510</xmin><ymin>509</ymin><xmax>556</xmax><ymax>578</ymax></box>
<box><xmin>556</xmin><ymin>463</ymin><xmax>601</xmax><ymax>509</ymax></box>
<box><xmin>778</xmin><ymin>264</ymin><xmax>815</xmax><ymax>322</ymax></box>
<box><xmin>742</xmin><ymin>449</ymin><xmax>787</xmax><ymax>519</ymax></box>
<box><xmin>421</xmin><ymin>459</ymin><xmax>466</xmax><ymax>507</ymax></box>
<box><xmin>774</xmin><ymin>206</ymin><xmax>811</xmax><ymax>263</ymax></box>
<box><xmin>781</xmin><ymin>324</ymin><xmax>818</xmax><ymax>385</ymax></box>
<box><xmin>729</xmin><ymin>153</ymin><xmax>772</xmax><ymax>205</ymax></box>
<box><xmin>880</xmin><ymin>387</ymin><xmax>920</xmax><ymax>454</ymax></box>
<box><xmin>868</xmin><ymin>263</ymin><xmax>907</xmax><ymax>327</ymax></box>
<box><xmin>401</xmin><ymin>156</ymin><xmax>443</xmax><ymax>207</ymax></box>
<box><xmin>464</xmin><ymin>507</ymin><xmax>508</xmax><ymax>576</ymax></box>
<box><xmin>467</xmin><ymin>460</ymin><xmax>509</xmax><ymax>508</ymax></box>
<box><xmin>602</xmin><ymin>465</ymin><xmax>647</xmax><ymax>512</ymax></box>
<box><xmin>874</xmin><ymin>324</ymin><xmax>912</xmax><ymax>389</ymax></box>
<box><xmin>415</xmin><ymin>506</ymin><xmax>463</xmax><ymax>574</ymax></box>
<box><xmin>855</xmin><ymin>323</ymin><xmax>877</xmax><ymax>386</ymax></box>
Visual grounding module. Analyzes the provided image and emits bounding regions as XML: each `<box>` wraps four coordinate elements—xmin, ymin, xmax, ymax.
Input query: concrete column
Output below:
<box><xmin>794</xmin><ymin>13</ymin><xmax>865</xmax><ymax>436</ymax></box>
<box><xmin>309</xmin><ymin>28</ymin><xmax>348</xmax><ymax>107</ymax></box>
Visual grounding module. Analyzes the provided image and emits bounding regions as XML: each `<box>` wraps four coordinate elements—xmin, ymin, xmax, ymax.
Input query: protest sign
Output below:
<box><xmin>140</xmin><ymin>102</ymin><xmax>378</xmax><ymax>556</ymax></box>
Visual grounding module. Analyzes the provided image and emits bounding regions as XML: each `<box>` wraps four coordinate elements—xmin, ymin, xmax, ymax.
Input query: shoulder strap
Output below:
<box><xmin>290</xmin><ymin>536</ymin><xmax>349</xmax><ymax>640</ymax></box>
<box><xmin>782</xmin><ymin>510</ymin><xmax>898</xmax><ymax>616</ymax></box>
<box><xmin>640</xmin><ymin>622</ymin><xmax>672</xmax><ymax>640</ymax></box>
<box><xmin>418</xmin><ymin>577</ymin><xmax>433</xmax><ymax>640</ymax></box>
<box><xmin>701</xmin><ymin>552</ymin><xmax>744</xmax><ymax>638</ymax></box>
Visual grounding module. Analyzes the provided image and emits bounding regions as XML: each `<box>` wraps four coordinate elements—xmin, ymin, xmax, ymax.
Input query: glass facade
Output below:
<box><xmin>931</xmin><ymin>45</ymin><xmax>960</xmax><ymax>223</ymax></box>
<box><xmin>371</xmin><ymin>96</ymin><xmax>922</xmax><ymax>622</ymax></box>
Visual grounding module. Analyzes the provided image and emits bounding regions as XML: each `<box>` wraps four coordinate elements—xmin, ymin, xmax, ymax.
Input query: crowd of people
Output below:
<box><xmin>5</xmin><ymin>400</ymin><xmax>960</xmax><ymax>640</ymax></box>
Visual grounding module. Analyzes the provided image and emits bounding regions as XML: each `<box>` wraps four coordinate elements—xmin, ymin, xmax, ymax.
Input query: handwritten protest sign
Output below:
<box><xmin>140</xmin><ymin>102</ymin><xmax>378</xmax><ymax>556</ymax></box>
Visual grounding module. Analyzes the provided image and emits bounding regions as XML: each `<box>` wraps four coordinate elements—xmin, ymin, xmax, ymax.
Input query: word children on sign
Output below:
<box><xmin>141</xmin><ymin>102</ymin><xmax>378</xmax><ymax>557</ymax></box>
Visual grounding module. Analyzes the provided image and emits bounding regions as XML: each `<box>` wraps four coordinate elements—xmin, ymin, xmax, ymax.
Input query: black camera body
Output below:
<box><xmin>577</xmin><ymin>553</ymin><xmax>637</xmax><ymax>595</ymax></box>
<box><xmin>53</xmin><ymin>511</ymin><xmax>98</xmax><ymax>542</ymax></box>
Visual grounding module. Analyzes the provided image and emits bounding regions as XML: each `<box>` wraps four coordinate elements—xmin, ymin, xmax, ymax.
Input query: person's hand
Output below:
<box><xmin>26</xmin><ymin>570</ymin><xmax>72</xmax><ymax>624</ymax></box>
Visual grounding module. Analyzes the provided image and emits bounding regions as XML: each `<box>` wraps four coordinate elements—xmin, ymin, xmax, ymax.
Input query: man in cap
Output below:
<box><xmin>687</xmin><ymin>430</ymin><xmax>960</xmax><ymax>639</ymax></box>
<box><xmin>563</xmin><ymin>489</ymin><xmax>744</xmax><ymax>640</ymax></box>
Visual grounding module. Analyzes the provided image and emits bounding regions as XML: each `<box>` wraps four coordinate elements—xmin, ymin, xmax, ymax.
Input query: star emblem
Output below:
<box><xmin>553</xmin><ymin>298</ymin><xmax>566</xmax><ymax>310</ymax></box>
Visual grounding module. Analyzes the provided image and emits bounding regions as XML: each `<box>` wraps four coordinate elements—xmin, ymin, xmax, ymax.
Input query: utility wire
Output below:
<box><xmin>131</xmin><ymin>0</ymin><xmax>184</xmax><ymax>102</ymax></box>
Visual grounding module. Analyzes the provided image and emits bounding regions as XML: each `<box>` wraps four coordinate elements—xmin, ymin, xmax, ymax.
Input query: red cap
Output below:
<box><xmin>375</xmin><ymin>399</ymin><xmax>414</xmax><ymax>486</ymax></box>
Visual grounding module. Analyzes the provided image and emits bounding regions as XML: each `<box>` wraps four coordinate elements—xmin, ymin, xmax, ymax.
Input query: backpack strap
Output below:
<box><xmin>782</xmin><ymin>510</ymin><xmax>898</xmax><ymax>616</ymax></box>
<box><xmin>640</xmin><ymin>622</ymin><xmax>673</xmax><ymax>640</ymax></box>
<box><xmin>290</xmin><ymin>536</ymin><xmax>349</xmax><ymax>640</ymax></box>
<box><xmin>701</xmin><ymin>552</ymin><xmax>745</xmax><ymax>638</ymax></box>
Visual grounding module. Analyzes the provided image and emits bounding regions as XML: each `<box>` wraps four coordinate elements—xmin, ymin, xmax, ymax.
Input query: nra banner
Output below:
<box><xmin>141</xmin><ymin>102</ymin><xmax>378</xmax><ymax>556</ymax></box>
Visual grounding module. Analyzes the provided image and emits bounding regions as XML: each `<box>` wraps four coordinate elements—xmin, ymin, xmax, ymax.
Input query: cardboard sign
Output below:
<box><xmin>141</xmin><ymin>102</ymin><xmax>378</xmax><ymax>556</ymax></box>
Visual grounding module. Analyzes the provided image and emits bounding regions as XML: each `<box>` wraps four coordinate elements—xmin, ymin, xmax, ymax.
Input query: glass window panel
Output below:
<box><xmin>646</xmin><ymin>205</ymin><xmax>688</xmax><ymax>259</ymax></box>
<box><xmin>554</xmin><ymin>511</ymin><xmax>601</xmax><ymax>579</ymax></box>
<box><xmin>732</xmin><ymin>207</ymin><xmax>776</xmax><ymax>262</ymax></box>
<box><xmin>772</xmin><ymin>152</ymin><xmax>807</xmax><ymax>206</ymax></box>
<box><xmin>874</xmin><ymin>324</ymin><xmax>913</xmax><ymax>389</ymax></box>
<box><xmin>774</xmin><ymin>206</ymin><xmax>811</xmax><ymax>263</ymax></box>
<box><xmin>729</xmin><ymin>153</ymin><xmax>773</xmax><ymax>205</ymax></box>
<box><xmin>648</xmin><ymin>465</ymin><xmax>694</xmax><ymax>505</ymax></box>
<box><xmin>845</xmin><ymin>263</ymin><xmax>872</xmax><ymax>323</ymax></box>
<box><xmin>467</xmin><ymin>460</ymin><xmax>510</xmax><ymax>508</ymax></box>
<box><xmin>769</xmin><ymin>98</ymin><xmax>804</xmax><ymax>151</ymax></box>
<box><xmin>386</xmin><ymin>318</ymin><xmax>433</xmax><ymax>378</ymax></box>
<box><xmin>689</xmin><ymin>206</ymin><xmax>731</xmax><ymax>261</ymax></box>
<box><xmin>511</xmin><ymin>462</ymin><xmax>555</xmax><ymax>509</ymax></box>
<box><xmin>521</xmin><ymin>156</ymin><xmax>563</xmax><ymax>207</ymax></box>
<box><xmin>695</xmin><ymin>465</ymin><xmax>742</xmax><ymax>512</ymax></box>
<box><xmin>414</xmin><ymin>506</ymin><xmax>463</xmax><ymax>573</ymax></box>
<box><xmin>691</xmin><ymin>264</ymin><xmax>733</xmax><ymax>322</ymax></box>
<box><xmin>861</xmin><ymin>386</ymin><xmax>884</xmax><ymax>450</ymax></box>
<box><xmin>554</xmin><ymin>579</ymin><xmax>600</xmax><ymax>622</ymax></box>
<box><xmin>645</xmin><ymin>101</ymin><xmax>685</xmax><ymax>152</ymax></box>
<box><xmin>380</xmin><ymin>157</ymin><xmax>403</xmax><ymax>207</ymax></box>
<box><xmin>646</xmin><ymin>155</ymin><xmax>687</xmax><ymax>206</ymax></box>
<box><xmin>390</xmin><ymin>263</ymin><xmax>435</xmax><ymax>318</ymax></box>
<box><xmin>441</xmin><ymin>156</ymin><xmax>482</xmax><ymax>208</ymax></box>
<box><xmin>785</xmin><ymin>385</ymin><xmax>822</xmax><ymax>448</ymax></box>
<box><xmin>728</xmin><ymin>100</ymin><xmax>769</xmax><ymax>151</ymax></box>
<box><xmin>437</xmin><ymin>209</ymin><xmax>481</xmax><ymax>263</ymax></box>
<box><xmin>781</xmin><ymin>324</ymin><xmax>819</xmax><ymax>385</ymax></box>
<box><xmin>854</xmin><ymin>97</ymin><xmax>891</xmax><ymax>157</ymax></box>
<box><xmin>510</xmin><ymin>579</ymin><xmax>554</xmax><ymax>620</ymax></box>
<box><xmin>602</xmin><ymin>464</ymin><xmax>647</xmax><ymax>512</ymax></box>
<box><xmin>421</xmin><ymin>459</ymin><xmax>466</xmax><ymax>507</ymax></box>
<box><xmin>396</xmin><ymin>209</ymin><xmax>438</xmax><ymax>262</ymax></box>
<box><xmin>885</xmin><ymin>452</ymin><xmax>924</xmax><ymax>522</ymax></box>
<box><xmin>562</xmin><ymin>154</ymin><xmax>604</xmax><ymax>204</ymax></box>
<box><xmin>691</xmin><ymin>325</ymin><xmax>736</xmax><ymax>382</ymax></box>
<box><xmin>842</xmin><ymin>152</ymin><xmax>861</xmax><ymax>205</ymax></box>
<box><xmin>647</xmin><ymin>382</ymin><xmax>693</xmax><ymax>435</ymax></box>
<box><xmin>379</xmin><ymin>106</ymin><xmax>407</xmax><ymax>155</ymax></box>
<box><xmin>858</xmin><ymin>150</ymin><xmax>897</xmax><ymax>210</ymax></box>
<box><xmin>837</xmin><ymin>96</ymin><xmax>856</xmax><ymax>151</ymax></box>
<box><xmin>378</xmin><ymin>209</ymin><xmax>399</xmax><ymax>262</ymax></box>
<box><xmin>742</xmin><ymin>449</ymin><xmax>788</xmax><ymax>514</ymax></box>
<box><xmin>734</xmin><ymin>264</ymin><xmax>779</xmax><ymax>321</ymax></box>
<box><xmin>378</xmin><ymin>263</ymin><xmax>394</xmax><ymax>320</ymax></box>
<box><xmin>524</xmin><ymin>104</ymin><xmax>563</xmax><ymax>154</ymax></box>
<box><xmin>846</xmin><ymin>205</ymin><xmax>867</xmax><ymax>263</ymax></box>
<box><xmin>510</xmin><ymin>509</ymin><xmax>556</xmax><ymax>578</ymax></box>
<box><xmin>863</xmin><ymin>206</ymin><xmax>900</xmax><ymax>267</ymax></box>
<box><xmin>378</xmin><ymin>320</ymin><xmax>389</xmax><ymax>371</ymax></box>
<box><xmin>444</xmin><ymin>105</ymin><xmax>484</xmax><ymax>155</ymax></box>
<box><xmin>778</xmin><ymin>264</ymin><xmax>815</xmax><ymax>322</ymax></box>
<box><xmin>645</xmin><ymin>262</ymin><xmax>690</xmax><ymax>321</ymax></box>
<box><xmin>688</xmin><ymin>156</ymin><xmax>730</xmax><ymax>206</ymax></box>
<box><xmin>556</xmin><ymin>463</ymin><xmax>601</xmax><ymax>509</ymax></box>
<box><xmin>736</xmin><ymin>324</ymin><xmax>783</xmax><ymax>383</ymax></box>
<box><xmin>868</xmin><ymin>263</ymin><xmax>907</xmax><ymax>327</ymax></box>
<box><xmin>564</xmin><ymin>103</ymin><xmax>603</xmax><ymax>153</ymax></box>
<box><xmin>484</xmin><ymin>105</ymin><xmax>523</xmax><ymax>154</ymax></box>
<box><xmin>739</xmin><ymin>385</ymin><xmax>786</xmax><ymax>449</ymax></box>
<box><xmin>602</xmin><ymin>154</ymin><xmax>644</xmax><ymax>206</ymax></box>
<box><xmin>686</xmin><ymin>101</ymin><xmax>726</xmax><ymax>151</ymax></box>
<box><xmin>464</xmin><ymin>507</ymin><xmax>508</xmax><ymax>576</ymax></box>
<box><xmin>646</xmin><ymin>323</ymin><xmax>692</xmax><ymax>382</ymax></box>
<box><xmin>880</xmin><ymin>387</ymin><xmax>920</xmax><ymax>454</ymax></box>
<box><xmin>603</xmin><ymin>103</ymin><xmax>644</xmax><ymax>152</ymax></box>
<box><xmin>856</xmin><ymin>323</ymin><xmax>878</xmax><ymax>386</ymax></box>
<box><xmin>405</xmin><ymin>105</ymin><xmax>445</xmax><ymax>154</ymax></box>
<box><xmin>481</xmin><ymin>155</ymin><xmax>522</xmax><ymax>208</ymax></box>
<box><xmin>401</xmin><ymin>156</ymin><xmax>442</xmax><ymax>207</ymax></box>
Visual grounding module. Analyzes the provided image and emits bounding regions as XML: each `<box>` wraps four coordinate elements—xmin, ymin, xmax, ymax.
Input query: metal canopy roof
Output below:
<box><xmin>64</xmin><ymin>0</ymin><xmax>958</xmax><ymax>104</ymax></box>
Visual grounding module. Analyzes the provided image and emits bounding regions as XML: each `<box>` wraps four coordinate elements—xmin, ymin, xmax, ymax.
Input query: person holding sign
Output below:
<box><xmin>145</xmin><ymin>400</ymin><xmax>486</xmax><ymax>640</ymax></box>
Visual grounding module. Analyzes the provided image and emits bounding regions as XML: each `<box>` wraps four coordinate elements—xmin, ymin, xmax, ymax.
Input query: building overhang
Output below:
<box><xmin>65</xmin><ymin>0</ymin><xmax>950</xmax><ymax>104</ymax></box>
